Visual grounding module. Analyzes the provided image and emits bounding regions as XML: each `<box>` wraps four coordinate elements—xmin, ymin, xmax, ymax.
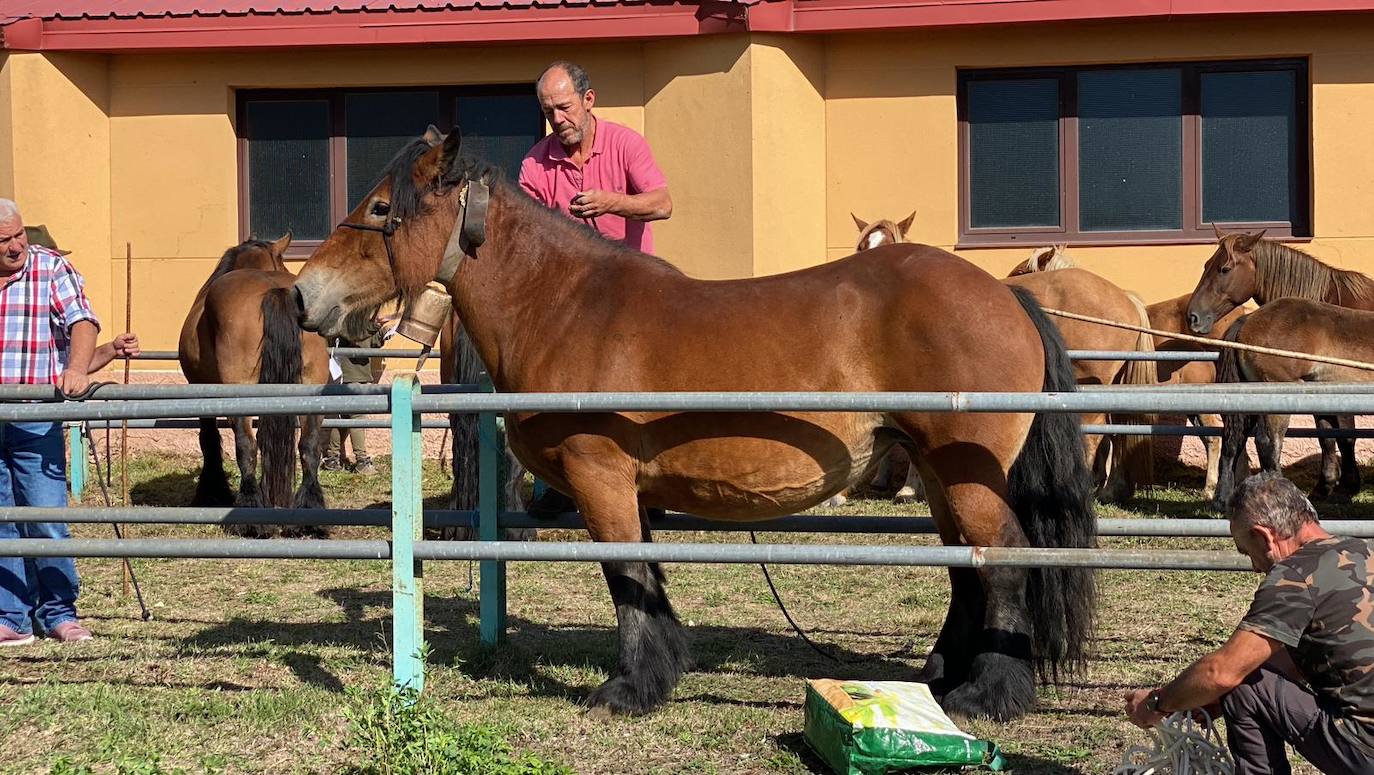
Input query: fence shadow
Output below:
<box><xmin>180</xmin><ymin>587</ymin><xmax>922</xmax><ymax>700</ymax></box>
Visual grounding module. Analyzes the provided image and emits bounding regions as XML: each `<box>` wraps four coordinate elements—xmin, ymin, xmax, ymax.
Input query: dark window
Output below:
<box><xmin>966</xmin><ymin>78</ymin><xmax>1060</xmax><ymax>229</ymax></box>
<box><xmin>244</xmin><ymin>100</ymin><xmax>331</xmax><ymax>241</ymax></box>
<box><xmin>958</xmin><ymin>60</ymin><xmax>1308</xmax><ymax>245</ymax></box>
<box><xmin>239</xmin><ymin>86</ymin><xmax>543</xmax><ymax>257</ymax></box>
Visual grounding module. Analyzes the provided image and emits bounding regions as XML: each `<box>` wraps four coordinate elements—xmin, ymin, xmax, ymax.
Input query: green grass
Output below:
<box><xmin>0</xmin><ymin>451</ymin><xmax>1353</xmax><ymax>772</ymax></box>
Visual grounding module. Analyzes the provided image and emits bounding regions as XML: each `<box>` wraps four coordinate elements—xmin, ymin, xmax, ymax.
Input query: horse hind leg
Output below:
<box><xmin>1336</xmin><ymin>415</ymin><xmax>1361</xmax><ymax>499</ymax></box>
<box><xmin>288</xmin><ymin>414</ymin><xmax>328</xmax><ymax>537</ymax></box>
<box><xmin>898</xmin><ymin>428</ymin><xmax>1038</xmax><ymax>722</ymax></box>
<box><xmin>912</xmin><ymin>462</ymin><xmax>983</xmax><ymax>700</ymax></box>
<box><xmin>577</xmin><ymin>469</ymin><xmax>690</xmax><ymax>716</ymax></box>
<box><xmin>191</xmin><ymin>416</ymin><xmax>235</xmax><ymax>506</ymax></box>
<box><xmin>227</xmin><ymin>416</ymin><xmax>274</xmax><ymax>537</ymax></box>
<box><xmin>1311</xmin><ymin>415</ymin><xmax>1340</xmax><ymax>501</ymax></box>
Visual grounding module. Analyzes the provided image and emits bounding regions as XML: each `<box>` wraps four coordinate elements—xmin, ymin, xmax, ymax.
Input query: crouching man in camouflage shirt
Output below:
<box><xmin>1124</xmin><ymin>471</ymin><xmax>1374</xmax><ymax>773</ymax></box>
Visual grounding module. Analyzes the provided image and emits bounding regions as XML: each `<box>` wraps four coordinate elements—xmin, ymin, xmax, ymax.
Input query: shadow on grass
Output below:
<box><xmin>180</xmin><ymin>587</ymin><xmax>922</xmax><ymax>701</ymax></box>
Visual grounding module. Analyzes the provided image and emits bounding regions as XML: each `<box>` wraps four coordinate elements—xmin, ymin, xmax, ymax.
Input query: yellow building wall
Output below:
<box><xmin>0</xmin><ymin>52</ymin><xmax>113</xmax><ymax>328</ymax></box>
<box><xmin>825</xmin><ymin>14</ymin><xmax>1374</xmax><ymax>304</ymax></box>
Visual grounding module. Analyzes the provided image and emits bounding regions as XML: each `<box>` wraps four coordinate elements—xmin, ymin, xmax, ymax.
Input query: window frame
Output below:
<box><xmin>236</xmin><ymin>84</ymin><xmax>543</xmax><ymax>259</ymax></box>
<box><xmin>956</xmin><ymin>59</ymin><xmax>1310</xmax><ymax>248</ymax></box>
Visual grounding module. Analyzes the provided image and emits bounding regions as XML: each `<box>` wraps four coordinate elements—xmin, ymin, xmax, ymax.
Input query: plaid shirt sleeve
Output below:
<box><xmin>48</xmin><ymin>254</ymin><xmax>100</xmax><ymax>333</ymax></box>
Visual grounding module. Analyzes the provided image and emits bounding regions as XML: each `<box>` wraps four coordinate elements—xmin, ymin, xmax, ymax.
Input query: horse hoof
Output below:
<box><xmin>585</xmin><ymin>676</ymin><xmax>661</xmax><ymax>716</ymax></box>
<box><xmin>823</xmin><ymin>495</ymin><xmax>848</xmax><ymax>509</ymax></box>
<box><xmin>893</xmin><ymin>489</ymin><xmax>920</xmax><ymax>505</ymax></box>
<box><xmin>940</xmin><ymin>653</ymin><xmax>1035</xmax><ymax>722</ymax></box>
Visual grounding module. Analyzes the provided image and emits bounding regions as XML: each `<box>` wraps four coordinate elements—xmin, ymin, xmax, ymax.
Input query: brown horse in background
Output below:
<box><xmin>1145</xmin><ymin>293</ymin><xmax>1249</xmax><ymax>498</ymax></box>
<box><xmin>294</xmin><ymin>129</ymin><xmax>1098</xmax><ymax>721</ymax></box>
<box><xmin>1003</xmin><ymin>265</ymin><xmax>1157</xmax><ymax>502</ymax></box>
<box><xmin>1210</xmin><ymin>299</ymin><xmax>1374</xmax><ymax>509</ymax></box>
<box><xmin>179</xmin><ymin>234</ymin><xmax>330</xmax><ymax>537</ymax></box>
<box><xmin>1188</xmin><ymin>231</ymin><xmax>1372</xmax><ymax>504</ymax></box>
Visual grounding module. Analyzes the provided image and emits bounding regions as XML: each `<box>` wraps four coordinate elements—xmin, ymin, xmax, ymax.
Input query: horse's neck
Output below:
<box><xmin>448</xmin><ymin>188</ymin><xmax>630</xmax><ymax>387</ymax></box>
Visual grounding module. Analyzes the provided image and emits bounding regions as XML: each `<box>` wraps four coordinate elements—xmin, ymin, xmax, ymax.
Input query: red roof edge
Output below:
<box><xmin>0</xmin><ymin>5</ymin><xmax>749</xmax><ymax>52</ymax></box>
<box><xmin>5</xmin><ymin>0</ymin><xmax>1374</xmax><ymax>51</ymax></box>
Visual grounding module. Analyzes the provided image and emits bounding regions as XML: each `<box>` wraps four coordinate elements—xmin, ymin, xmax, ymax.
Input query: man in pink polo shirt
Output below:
<box><xmin>519</xmin><ymin>61</ymin><xmax>672</xmax><ymax>254</ymax></box>
<box><xmin>518</xmin><ymin>61</ymin><xmax>673</xmax><ymax>518</ymax></box>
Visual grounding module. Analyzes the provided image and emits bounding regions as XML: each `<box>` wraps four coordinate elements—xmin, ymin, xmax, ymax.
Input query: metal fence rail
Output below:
<box><xmin>0</xmin><ymin>537</ymin><xmax>1252</xmax><ymax>571</ymax></box>
<box><xmin>129</xmin><ymin>347</ymin><xmax>428</xmax><ymax>361</ymax></box>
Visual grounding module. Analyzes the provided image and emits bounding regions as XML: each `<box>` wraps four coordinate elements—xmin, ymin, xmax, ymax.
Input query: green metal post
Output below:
<box><xmin>390</xmin><ymin>374</ymin><xmax>425</xmax><ymax>690</ymax></box>
<box><xmin>68</xmin><ymin>423</ymin><xmax>86</xmax><ymax>501</ymax></box>
<box><xmin>479</xmin><ymin>374</ymin><xmax>507</xmax><ymax>645</ymax></box>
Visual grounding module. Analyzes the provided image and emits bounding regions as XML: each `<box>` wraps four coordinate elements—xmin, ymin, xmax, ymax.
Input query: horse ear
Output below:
<box><xmin>897</xmin><ymin>210</ymin><xmax>916</xmax><ymax>237</ymax></box>
<box><xmin>439</xmin><ymin>126</ymin><xmax>464</xmax><ymax>181</ymax></box>
<box><xmin>1212</xmin><ymin>222</ymin><xmax>1226</xmax><ymax>240</ymax></box>
<box><xmin>1236</xmin><ymin>230</ymin><xmax>1268</xmax><ymax>251</ymax></box>
<box><xmin>271</xmin><ymin>231</ymin><xmax>292</xmax><ymax>256</ymax></box>
<box><xmin>851</xmin><ymin>213</ymin><xmax>868</xmax><ymax>232</ymax></box>
<box><xmin>422</xmin><ymin>124</ymin><xmax>444</xmax><ymax>147</ymax></box>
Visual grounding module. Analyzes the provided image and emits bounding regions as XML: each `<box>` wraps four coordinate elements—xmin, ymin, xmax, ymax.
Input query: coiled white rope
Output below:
<box><xmin>1114</xmin><ymin>709</ymin><xmax>1236</xmax><ymax>775</ymax></box>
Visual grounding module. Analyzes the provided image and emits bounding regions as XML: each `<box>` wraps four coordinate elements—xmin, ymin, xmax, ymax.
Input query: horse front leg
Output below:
<box><xmin>1198</xmin><ymin>414</ymin><xmax>1222</xmax><ymax>501</ymax></box>
<box><xmin>574</xmin><ymin>460</ymin><xmax>690</xmax><ymax>716</ymax></box>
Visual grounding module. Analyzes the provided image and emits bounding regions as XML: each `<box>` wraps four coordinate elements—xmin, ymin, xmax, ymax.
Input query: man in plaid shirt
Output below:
<box><xmin>0</xmin><ymin>198</ymin><xmax>99</xmax><ymax>646</ymax></box>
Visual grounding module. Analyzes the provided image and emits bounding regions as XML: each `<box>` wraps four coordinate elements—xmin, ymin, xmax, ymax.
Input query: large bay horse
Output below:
<box><xmin>293</xmin><ymin>129</ymin><xmax>1098</xmax><ymax>721</ymax></box>
<box><xmin>1188</xmin><ymin>231</ymin><xmax>1372</xmax><ymax>505</ymax></box>
<box><xmin>179</xmin><ymin>234</ymin><xmax>330</xmax><ymax>537</ymax></box>
<box><xmin>1145</xmin><ymin>293</ymin><xmax>1249</xmax><ymax>498</ymax></box>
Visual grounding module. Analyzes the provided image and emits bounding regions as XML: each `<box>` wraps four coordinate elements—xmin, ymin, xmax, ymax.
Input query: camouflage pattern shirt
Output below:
<box><xmin>1239</xmin><ymin>535</ymin><xmax>1374</xmax><ymax>750</ymax></box>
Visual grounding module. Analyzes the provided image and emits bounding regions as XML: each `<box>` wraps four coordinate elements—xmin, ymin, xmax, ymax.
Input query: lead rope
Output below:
<box><xmin>1113</xmin><ymin>709</ymin><xmax>1235</xmax><ymax>775</ymax></box>
<box><xmin>1041</xmin><ymin>306</ymin><xmax>1374</xmax><ymax>372</ymax></box>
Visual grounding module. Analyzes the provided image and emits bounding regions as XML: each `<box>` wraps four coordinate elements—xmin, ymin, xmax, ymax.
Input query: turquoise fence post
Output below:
<box><xmin>479</xmin><ymin>374</ymin><xmax>507</xmax><ymax>645</ymax></box>
<box><xmin>68</xmin><ymin>423</ymin><xmax>85</xmax><ymax>501</ymax></box>
<box><xmin>390</xmin><ymin>373</ymin><xmax>425</xmax><ymax>691</ymax></box>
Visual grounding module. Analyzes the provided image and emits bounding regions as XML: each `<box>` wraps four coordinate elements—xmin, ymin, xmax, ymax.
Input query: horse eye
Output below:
<box><xmin>1219</xmin><ymin>264</ymin><xmax>1232</xmax><ymax>274</ymax></box>
<box><xmin>371</xmin><ymin>202</ymin><xmax>391</xmax><ymax>217</ymax></box>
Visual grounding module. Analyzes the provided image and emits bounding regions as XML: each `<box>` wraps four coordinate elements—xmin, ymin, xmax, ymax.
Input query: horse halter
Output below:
<box><xmin>333</xmin><ymin>177</ymin><xmax>490</xmax><ymax>353</ymax></box>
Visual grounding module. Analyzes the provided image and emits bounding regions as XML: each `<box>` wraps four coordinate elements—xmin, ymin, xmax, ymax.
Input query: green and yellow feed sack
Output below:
<box><xmin>803</xmin><ymin>679</ymin><xmax>1005</xmax><ymax>774</ymax></box>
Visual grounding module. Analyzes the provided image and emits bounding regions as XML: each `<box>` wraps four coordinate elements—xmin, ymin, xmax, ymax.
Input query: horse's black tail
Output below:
<box><xmin>1212</xmin><ymin>315</ymin><xmax>1251</xmax><ymax>512</ymax></box>
<box><xmin>258</xmin><ymin>287</ymin><xmax>302</xmax><ymax>509</ymax></box>
<box><xmin>1006</xmin><ymin>286</ymin><xmax>1098</xmax><ymax>684</ymax></box>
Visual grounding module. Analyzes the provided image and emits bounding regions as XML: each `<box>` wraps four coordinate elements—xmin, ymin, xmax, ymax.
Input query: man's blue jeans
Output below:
<box><xmin>0</xmin><ymin>421</ymin><xmax>80</xmax><ymax>634</ymax></box>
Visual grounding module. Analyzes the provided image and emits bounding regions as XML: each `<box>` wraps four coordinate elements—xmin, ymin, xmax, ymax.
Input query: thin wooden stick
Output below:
<box><xmin>1041</xmin><ymin>306</ymin><xmax>1374</xmax><ymax>372</ymax></box>
<box><xmin>120</xmin><ymin>242</ymin><xmax>132</xmax><ymax>597</ymax></box>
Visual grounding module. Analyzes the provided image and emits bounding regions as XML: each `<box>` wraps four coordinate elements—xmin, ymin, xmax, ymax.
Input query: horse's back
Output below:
<box><xmin>1239</xmin><ymin>298</ymin><xmax>1374</xmax><ymax>382</ymax></box>
<box><xmin>197</xmin><ymin>268</ymin><xmax>329</xmax><ymax>385</ymax></box>
<box><xmin>553</xmin><ymin>242</ymin><xmax>1046</xmax><ymax>394</ymax></box>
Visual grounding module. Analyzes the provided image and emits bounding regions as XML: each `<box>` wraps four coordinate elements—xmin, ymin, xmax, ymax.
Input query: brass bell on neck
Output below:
<box><xmin>394</xmin><ymin>284</ymin><xmax>453</xmax><ymax>348</ymax></box>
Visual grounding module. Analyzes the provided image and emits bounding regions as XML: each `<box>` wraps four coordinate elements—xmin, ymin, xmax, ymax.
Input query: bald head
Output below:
<box><xmin>537</xmin><ymin>61</ymin><xmax>591</xmax><ymax>97</ymax></box>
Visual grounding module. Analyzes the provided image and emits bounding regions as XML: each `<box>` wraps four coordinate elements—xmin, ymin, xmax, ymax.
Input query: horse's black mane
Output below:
<box><xmin>382</xmin><ymin>137</ymin><xmax>505</xmax><ymax>222</ymax></box>
<box><xmin>206</xmin><ymin>239</ymin><xmax>275</xmax><ymax>286</ymax></box>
